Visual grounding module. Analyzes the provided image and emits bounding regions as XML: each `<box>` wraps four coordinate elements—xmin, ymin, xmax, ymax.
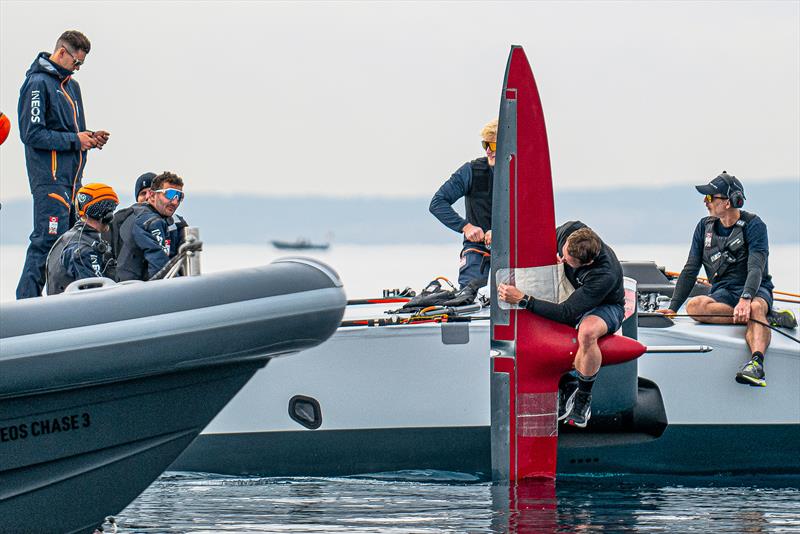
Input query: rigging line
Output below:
<box><xmin>663</xmin><ymin>270</ymin><xmax>799</xmax><ymax>298</ymax></box>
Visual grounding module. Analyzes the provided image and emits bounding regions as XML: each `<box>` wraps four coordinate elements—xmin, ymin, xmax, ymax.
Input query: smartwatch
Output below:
<box><xmin>741</xmin><ymin>292</ymin><xmax>752</xmax><ymax>300</ymax></box>
<box><xmin>518</xmin><ymin>295</ymin><xmax>530</xmax><ymax>309</ymax></box>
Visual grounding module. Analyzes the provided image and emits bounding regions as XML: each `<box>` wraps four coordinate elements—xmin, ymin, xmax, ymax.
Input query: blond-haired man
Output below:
<box><xmin>429</xmin><ymin>120</ymin><xmax>497</xmax><ymax>288</ymax></box>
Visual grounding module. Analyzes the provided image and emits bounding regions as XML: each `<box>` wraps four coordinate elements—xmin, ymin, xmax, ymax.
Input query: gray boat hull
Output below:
<box><xmin>0</xmin><ymin>258</ymin><xmax>346</xmax><ymax>533</ymax></box>
<box><xmin>170</xmin><ymin>284</ymin><xmax>800</xmax><ymax>479</ymax></box>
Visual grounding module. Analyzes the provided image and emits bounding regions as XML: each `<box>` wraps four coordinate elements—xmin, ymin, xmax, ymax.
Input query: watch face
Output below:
<box><xmin>519</xmin><ymin>298</ymin><xmax>528</xmax><ymax>308</ymax></box>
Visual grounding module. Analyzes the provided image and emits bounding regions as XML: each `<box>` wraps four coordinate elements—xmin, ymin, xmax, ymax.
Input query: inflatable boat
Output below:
<box><xmin>0</xmin><ymin>258</ymin><xmax>346</xmax><ymax>533</ymax></box>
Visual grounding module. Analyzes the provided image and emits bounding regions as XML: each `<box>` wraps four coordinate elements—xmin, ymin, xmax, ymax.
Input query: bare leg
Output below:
<box><xmin>686</xmin><ymin>296</ymin><xmax>735</xmax><ymax>324</ymax></box>
<box><xmin>574</xmin><ymin>315</ymin><xmax>608</xmax><ymax>376</ymax></box>
<box><xmin>745</xmin><ymin>297</ymin><xmax>771</xmax><ymax>355</ymax></box>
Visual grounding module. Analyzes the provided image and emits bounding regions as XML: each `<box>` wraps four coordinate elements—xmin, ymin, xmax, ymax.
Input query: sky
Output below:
<box><xmin>0</xmin><ymin>1</ymin><xmax>798</xmax><ymax>201</ymax></box>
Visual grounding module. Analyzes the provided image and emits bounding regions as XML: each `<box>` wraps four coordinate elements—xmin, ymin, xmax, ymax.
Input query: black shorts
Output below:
<box><xmin>708</xmin><ymin>286</ymin><xmax>773</xmax><ymax>311</ymax></box>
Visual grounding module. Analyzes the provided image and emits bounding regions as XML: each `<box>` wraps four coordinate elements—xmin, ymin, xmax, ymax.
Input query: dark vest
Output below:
<box><xmin>45</xmin><ymin>222</ymin><xmax>113</xmax><ymax>295</ymax></box>
<box><xmin>114</xmin><ymin>203</ymin><xmax>167</xmax><ymax>282</ymax></box>
<box><xmin>701</xmin><ymin>211</ymin><xmax>755</xmax><ymax>285</ymax></box>
<box><xmin>465</xmin><ymin>157</ymin><xmax>493</xmax><ymax>232</ymax></box>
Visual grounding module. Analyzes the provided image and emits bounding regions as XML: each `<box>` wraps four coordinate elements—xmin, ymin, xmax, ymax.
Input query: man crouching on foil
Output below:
<box><xmin>497</xmin><ymin>221</ymin><xmax>626</xmax><ymax>428</ymax></box>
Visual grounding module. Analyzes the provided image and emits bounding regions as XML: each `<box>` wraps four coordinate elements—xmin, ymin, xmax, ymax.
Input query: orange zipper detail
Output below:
<box><xmin>51</xmin><ymin>150</ymin><xmax>57</xmax><ymax>180</ymax></box>
<box><xmin>60</xmin><ymin>78</ymin><xmax>79</xmax><ymax>133</ymax></box>
<box><xmin>61</xmin><ymin>77</ymin><xmax>83</xmax><ymax>202</ymax></box>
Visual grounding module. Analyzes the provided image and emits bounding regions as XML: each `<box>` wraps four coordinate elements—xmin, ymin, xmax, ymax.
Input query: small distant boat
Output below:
<box><xmin>271</xmin><ymin>238</ymin><xmax>330</xmax><ymax>251</ymax></box>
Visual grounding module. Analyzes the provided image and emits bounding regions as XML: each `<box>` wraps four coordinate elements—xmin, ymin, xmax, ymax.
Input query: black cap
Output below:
<box><xmin>695</xmin><ymin>171</ymin><xmax>745</xmax><ymax>199</ymax></box>
<box><xmin>134</xmin><ymin>172</ymin><xmax>156</xmax><ymax>200</ymax></box>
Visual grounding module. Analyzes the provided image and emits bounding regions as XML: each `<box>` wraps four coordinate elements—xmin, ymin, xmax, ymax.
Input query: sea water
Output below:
<box><xmin>2</xmin><ymin>244</ymin><xmax>799</xmax><ymax>532</ymax></box>
<box><xmin>113</xmin><ymin>472</ymin><xmax>800</xmax><ymax>533</ymax></box>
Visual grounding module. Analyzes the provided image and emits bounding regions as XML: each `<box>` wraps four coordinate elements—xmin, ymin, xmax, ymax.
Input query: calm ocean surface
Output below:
<box><xmin>2</xmin><ymin>244</ymin><xmax>799</xmax><ymax>532</ymax></box>
<box><xmin>113</xmin><ymin>472</ymin><xmax>800</xmax><ymax>533</ymax></box>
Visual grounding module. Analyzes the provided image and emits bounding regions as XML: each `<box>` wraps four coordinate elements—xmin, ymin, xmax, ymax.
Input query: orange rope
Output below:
<box><xmin>664</xmin><ymin>270</ymin><xmax>798</xmax><ymax>298</ymax></box>
<box><xmin>461</xmin><ymin>248</ymin><xmax>491</xmax><ymax>258</ymax></box>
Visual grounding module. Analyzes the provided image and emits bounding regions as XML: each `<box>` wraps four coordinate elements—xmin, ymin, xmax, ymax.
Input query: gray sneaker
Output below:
<box><xmin>558</xmin><ymin>379</ymin><xmax>579</xmax><ymax>421</ymax></box>
<box><xmin>735</xmin><ymin>359</ymin><xmax>766</xmax><ymax>387</ymax></box>
<box><xmin>565</xmin><ymin>391</ymin><xmax>592</xmax><ymax>428</ymax></box>
<box><xmin>768</xmin><ymin>309</ymin><xmax>797</xmax><ymax>329</ymax></box>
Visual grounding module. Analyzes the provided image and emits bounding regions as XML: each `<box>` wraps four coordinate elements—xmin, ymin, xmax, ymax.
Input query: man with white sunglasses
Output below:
<box><xmin>114</xmin><ymin>171</ymin><xmax>186</xmax><ymax>281</ymax></box>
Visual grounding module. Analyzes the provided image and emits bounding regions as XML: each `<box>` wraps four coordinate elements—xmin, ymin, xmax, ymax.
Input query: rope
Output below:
<box><xmin>433</xmin><ymin>276</ymin><xmax>457</xmax><ymax>292</ymax></box>
<box><xmin>461</xmin><ymin>248</ymin><xmax>491</xmax><ymax>258</ymax></box>
<box><xmin>663</xmin><ymin>270</ymin><xmax>800</xmax><ymax>300</ymax></box>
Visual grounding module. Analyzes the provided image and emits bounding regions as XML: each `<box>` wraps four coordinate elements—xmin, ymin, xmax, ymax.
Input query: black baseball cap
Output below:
<box><xmin>695</xmin><ymin>171</ymin><xmax>745</xmax><ymax>199</ymax></box>
<box><xmin>134</xmin><ymin>172</ymin><xmax>156</xmax><ymax>200</ymax></box>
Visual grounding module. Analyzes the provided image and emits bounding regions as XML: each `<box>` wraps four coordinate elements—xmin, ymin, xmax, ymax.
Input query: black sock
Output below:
<box><xmin>752</xmin><ymin>352</ymin><xmax>764</xmax><ymax>365</ymax></box>
<box><xmin>576</xmin><ymin>371</ymin><xmax>597</xmax><ymax>395</ymax></box>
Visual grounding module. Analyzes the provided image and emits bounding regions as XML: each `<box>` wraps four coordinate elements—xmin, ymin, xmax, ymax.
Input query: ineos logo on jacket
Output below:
<box><xmin>30</xmin><ymin>90</ymin><xmax>41</xmax><ymax>123</ymax></box>
<box><xmin>150</xmin><ymin>228</ymin><xmax>169</xmax><ymax>255</ymax></box>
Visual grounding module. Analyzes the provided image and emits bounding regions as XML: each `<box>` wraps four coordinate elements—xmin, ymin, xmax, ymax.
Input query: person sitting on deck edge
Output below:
<box><xmin>429</xmin><ymin>119</ymin><xmax>497</xmax><ymax>289</ymax></box>
<box><xmin>657</xmin><ymin>171</ymin><xmax>793</xmax><ymax>387</ymax></box>
<box><xmin>497</xmin><ymin>221</ymin><xmax>626</xmax><ymax>428</ymax></box>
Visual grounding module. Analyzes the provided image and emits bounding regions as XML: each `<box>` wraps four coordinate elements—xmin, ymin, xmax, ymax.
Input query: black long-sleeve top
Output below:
<box><xmin>523</xmin><ymin>221</ymin><xmax>626</xmax><ymax>326</ymax></box>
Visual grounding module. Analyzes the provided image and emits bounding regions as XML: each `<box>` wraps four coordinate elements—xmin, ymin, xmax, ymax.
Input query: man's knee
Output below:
<box><xmin>686</xmin><ymin>296</ymin><xmax>720</xmax><ymax>320</ymax></box>
<box><xmin>751</xmin><ymin>297</ymin><xmax>769</xmax><ymax>319</ymax></box>
<box><xmin>577</xmin><ymin>316</ymin><xmax>606</xmax><ymax>345</ymax></box>
<box><xmin>686</xmin><ymin>296</ymin><xmax>706</xmax><ymax>315</ymax></box>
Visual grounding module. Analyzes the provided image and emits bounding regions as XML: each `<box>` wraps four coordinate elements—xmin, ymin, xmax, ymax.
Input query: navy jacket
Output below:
<box><xmin>18</xmin><ymin>52</ymin><xmax>87</xmax><ymax>191</ymax></box>
<box><xmin>429</xmin><ymin>158</ymin><xmax>494</xmax><ymax>244</ymax></box>
<box><xmin>668</xmin><ymin>212</ymin><xmax>773</xmax><ymax>311</ymax></box>
<box><xmin>46</xmin><ymin>221</ymin><xmax>114</xmax><ymax>295</ymax></box>
<box><xmin>115</xmin><ymin>203</ymin><xmax>172</xmax><ymax>281</ymax></box>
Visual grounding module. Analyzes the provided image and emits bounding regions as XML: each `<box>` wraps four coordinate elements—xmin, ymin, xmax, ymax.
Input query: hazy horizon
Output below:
<box><xmin>1</xmin><ymin>1</ymin><xmax>798</xmax><ymax>202</ymax></box>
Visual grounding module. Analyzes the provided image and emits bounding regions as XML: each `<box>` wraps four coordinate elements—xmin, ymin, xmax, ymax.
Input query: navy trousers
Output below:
<box><xmin>16</xmin><ymin>184</ymin><xmax>75</xmax><ymax>299</ymax></box>
<box><xmin>458</xmin><ymin>244</ymin><xmax>490</xmax><ymax>288</ymax></box>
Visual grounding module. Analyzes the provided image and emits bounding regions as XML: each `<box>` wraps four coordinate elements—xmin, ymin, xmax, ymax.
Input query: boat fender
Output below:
<box><xmin>0</xmin><ymin>111</ymin><xmax>11</xmax><ymax>146</ymax></box>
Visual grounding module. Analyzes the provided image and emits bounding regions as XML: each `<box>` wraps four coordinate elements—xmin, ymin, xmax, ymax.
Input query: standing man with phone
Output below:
<box><xmin>16</xmin><ymin>30</ymin><xmax>110</xmax><ymax>299</ymax></box>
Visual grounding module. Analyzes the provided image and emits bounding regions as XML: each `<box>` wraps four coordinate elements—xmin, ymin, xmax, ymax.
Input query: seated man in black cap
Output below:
<box><xmin>45</xmin><ymin>183</ymin><xmax>119</xmax><ymax>295</ymax></box>
<box><xmin>658</xmin><ymin>171</ymin><xmax>790</xmax><ymax>387</ymax></box>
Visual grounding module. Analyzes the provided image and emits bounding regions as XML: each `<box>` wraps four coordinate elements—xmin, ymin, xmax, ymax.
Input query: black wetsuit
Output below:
<box><xmin>523</xmin><ymin>221</ymin><xmax>625</xmax><ymax>326</ymax></box>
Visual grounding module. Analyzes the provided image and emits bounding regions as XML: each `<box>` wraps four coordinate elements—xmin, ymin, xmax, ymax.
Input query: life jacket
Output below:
<box><xmin>167</xmin><ymin>214</ymin><xmax>188</xmax><ymax>258</ymax></box>
<box><xmin>45</xmin><ymin>222</ymin><xmax>113</xmax><ymax>295</ymax></box>
<box><xmin>113</xmin><ymin>203</ymin><xmax>168</xmax><ymax>281</ymax></box>
<box><xmin>701</xmin><ymin>211</ymin><xmax>756</xmax><ymax>285</ymax></box>
<box><xmin>465</xmin><ymin>157</ymin><xmax>493</xmax><ymax>232</ymax></box>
